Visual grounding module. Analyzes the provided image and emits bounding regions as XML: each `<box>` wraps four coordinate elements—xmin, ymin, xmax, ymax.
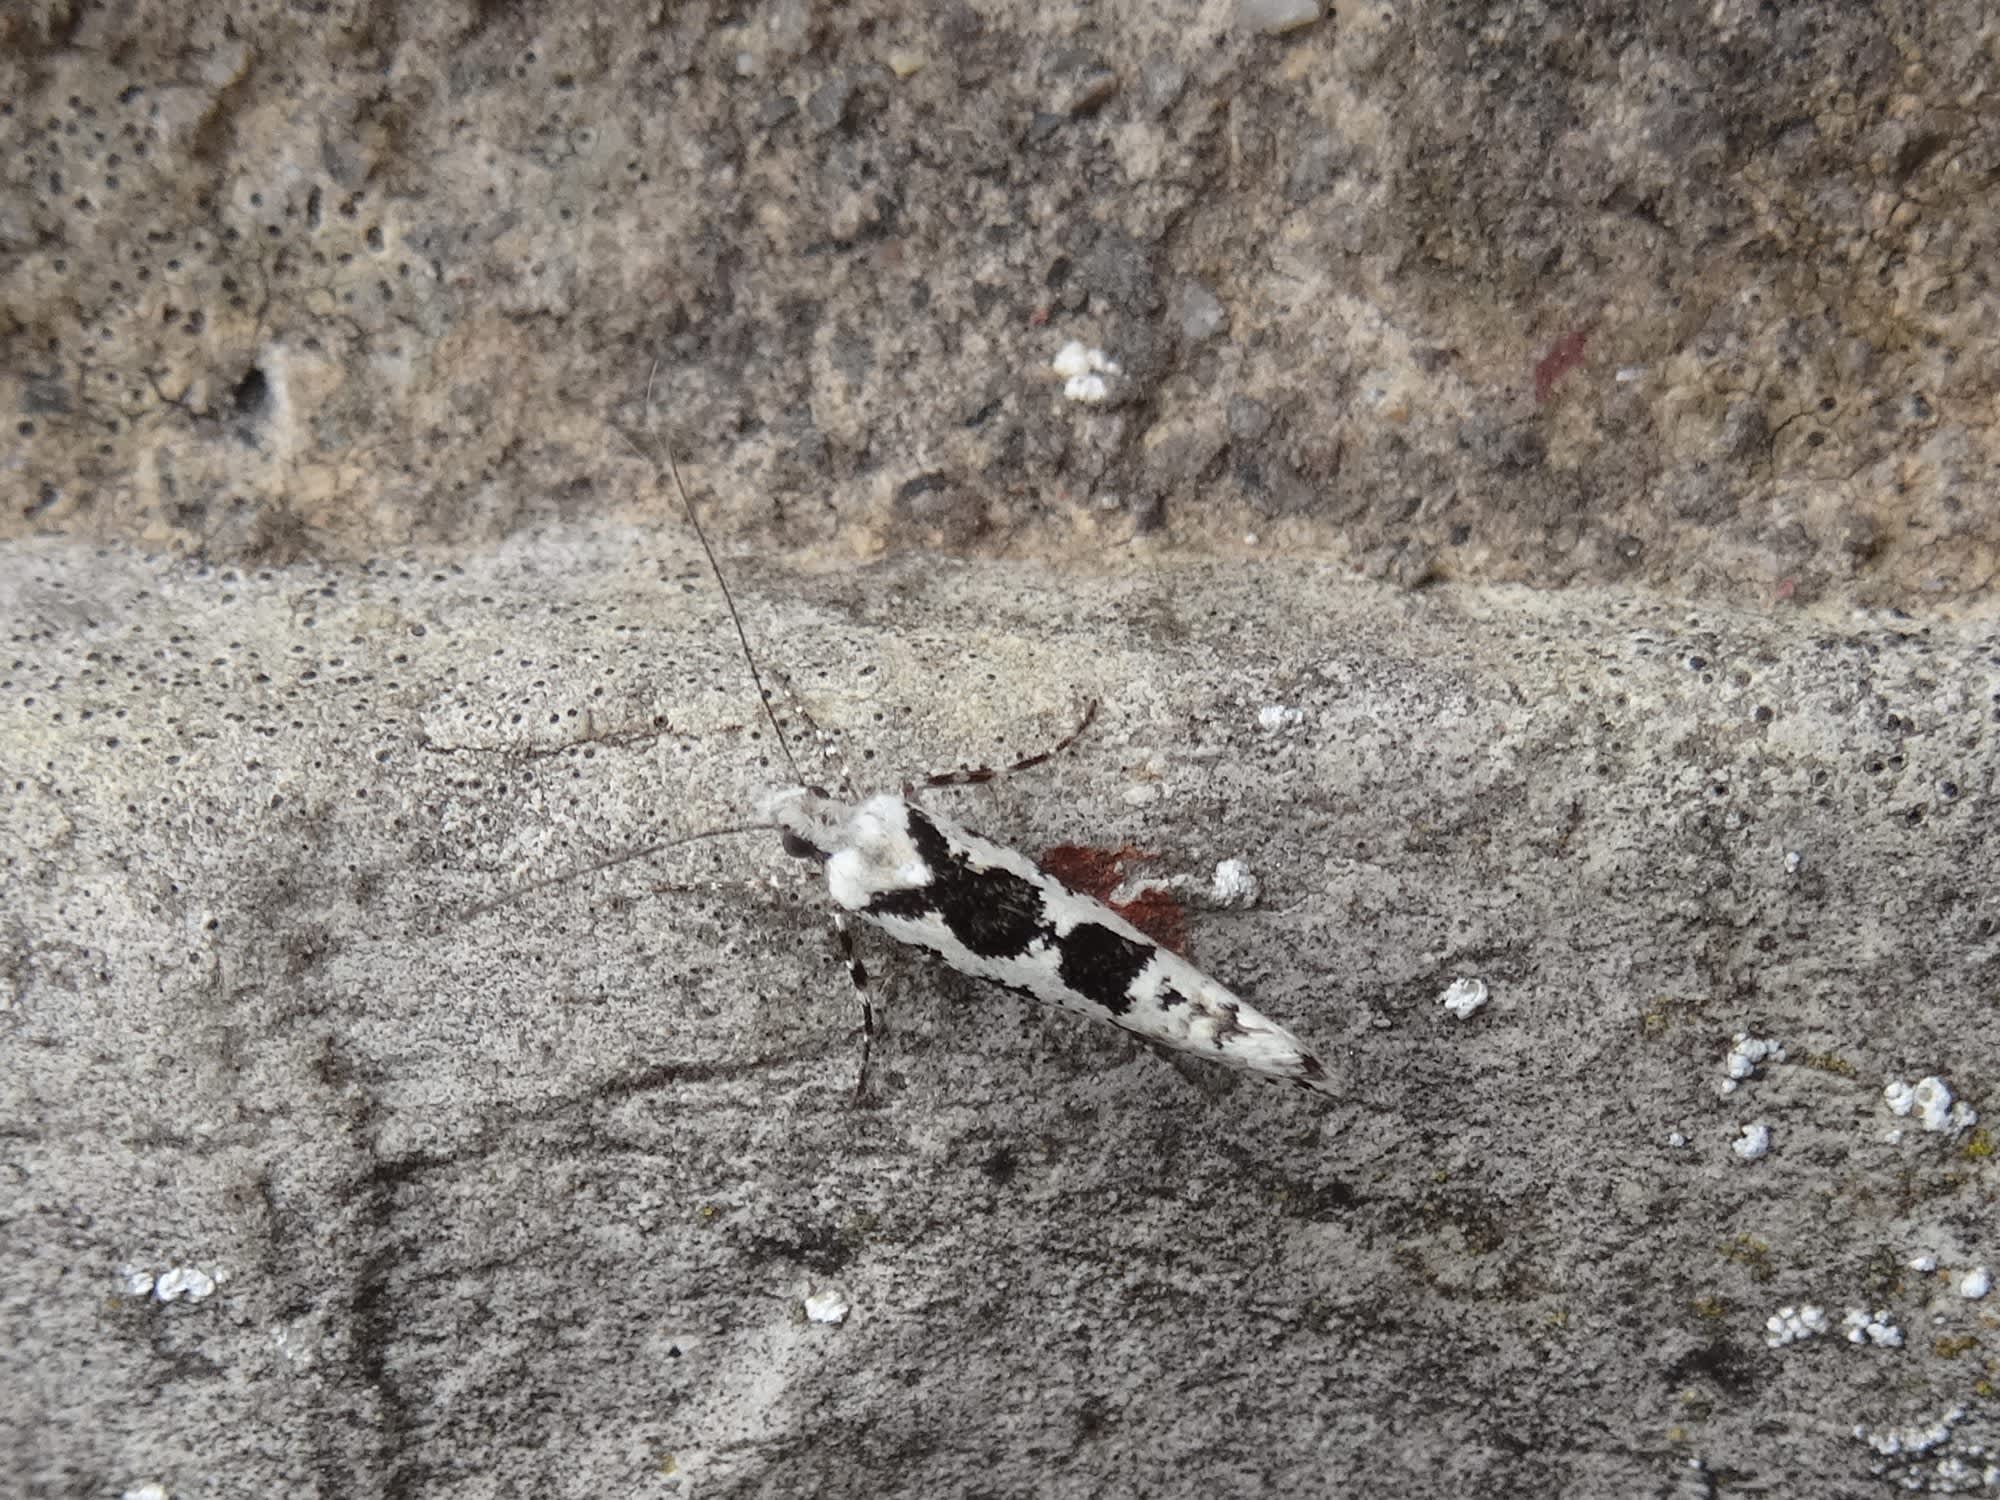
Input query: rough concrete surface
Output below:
<box><xmin>3</xmin><ymin>533</ymin><xmax>1997</xmax><ymax>1498</ymax></box>
<box><xmin>5</xmin><ymin>2</ymin><xmax>2000</xmax><ymax>1497</ymax></box>
<box><xmin>4</xmin><ymin>0</ymin><xmax>2000</xmax><ymax>602</ymax></box>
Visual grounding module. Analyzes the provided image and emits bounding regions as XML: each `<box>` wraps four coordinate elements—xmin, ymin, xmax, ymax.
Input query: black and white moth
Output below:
<box><xmin>766</xmin><ymin>787</ymin><xmax>1336</xmax><ymax>1097</ymax></box>
<box><xmin>664</xmin><ymin>444</ymin><xmax>1336</xmax><ymax>1101</ymax></box>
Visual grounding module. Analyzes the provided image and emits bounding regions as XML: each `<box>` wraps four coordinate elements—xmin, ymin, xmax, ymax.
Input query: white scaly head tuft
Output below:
<box><xmin>762</xmin><ymin>789</ymin><xmax>937</xmax><ymax>913</ymax></box>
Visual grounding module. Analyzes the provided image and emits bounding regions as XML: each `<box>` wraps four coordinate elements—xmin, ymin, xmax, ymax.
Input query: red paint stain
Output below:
<box><xmin>1534</xmin><ymin>325</ymin><xmax>1595</xmax><ymax>403</ymax></box>
<box><xmin>1039</xmin><ymin>843</ymin><xmax>1191</xmax><ymax>956</ymax></box>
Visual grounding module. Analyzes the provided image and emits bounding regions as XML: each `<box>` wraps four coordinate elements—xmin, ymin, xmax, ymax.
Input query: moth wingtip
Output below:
<box><xmin>1292</xmin><ymin>1052</ymin><xmax>1339</xmax><ymax>1098</ymax></box>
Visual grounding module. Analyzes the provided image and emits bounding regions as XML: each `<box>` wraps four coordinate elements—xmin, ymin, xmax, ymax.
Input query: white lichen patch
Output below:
<box><xmin>1884</xmin><ymin>1076</ymin><xmax>1978</xmax><ymax>1134</ymax></box>
<box><xmin>1842</xmin><ymin>1307</ymin><xmax>1904</xmax><ymax>1348</ymax></box>
<box><xmin>150</xmin><ymin>1266</ymin><xmax>219</xmax><ymax>1303</ymax></box>
<box><xmin>1765</xmin><ymin>1303</ymin><xmax>1828</xmax><ymax>1347</ymax></box>
<box><xmin>1051</xmin><ymin>341</ymin><xmax>1121</xmax><ymax>403</ymax></box>
<box><xmin>1856</xmin><ymin>1404</ymin><xmax>1964</xmax><ymax>1457</ymax></box>
<box><xmin>1732</xmin><ymin>1122</ymin><xmax>1771</xmax><ymax>1162</ymax></box>
<box><xmin>1848</xmin><ymin>1384</ymin><xmax>2000</xmax><ymax>1496</ymax></box>
<box><xmin>1958</xmin><ymin>1266</ymin><xmax>1990</xmax><ymax>1301</ymax></box>
<box><xmin>1208</xmin><ymin>859</ymin><xmax>1261</xmax><ymax>908</ymax></box>
<box><xmin>1439</xmin><ymin>978</ymin><xmax>1489</xmax><ymax>1021</ymax></box>
<box><xmin>1852</xmin><ymin>1403</ymin><xmax>2000</xmax><ymax>1493</ymax></box>
<box><xmin>1719</xmin><ymin>1033</ymin><xmax>1785</xmax><ymax>1095</ymax></box>
<box><xmin>803</xmin><ymin>1288</ymin><xmax>850</xmax><ymax>1325</ymax></box>
<box><xmin>1255</xmin><ymin>703</ymin><xmax>1303</xmax><ymax>733</ymax></box>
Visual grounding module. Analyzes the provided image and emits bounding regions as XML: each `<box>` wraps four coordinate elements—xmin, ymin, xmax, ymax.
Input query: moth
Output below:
<box><xmin>658</xmin><ymin>439</ymin><xmax>1338</xmax><ymax>1102</ymax></box>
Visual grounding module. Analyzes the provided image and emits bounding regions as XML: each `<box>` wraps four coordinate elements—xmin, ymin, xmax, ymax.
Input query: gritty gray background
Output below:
<box><xmin>6</xmin><ymin>539</ymin><xmax>1998</xmax><ymax>1497</ymax></box>
<box><xmin>4</xmin><ymin>0</ymin><xmax>2000</xmax><ymax>602</ymax></box>
<box><xmin>3</xmin><ymin>1</ymin><xmax>1999</xmax><ymax>1498</ymax></box>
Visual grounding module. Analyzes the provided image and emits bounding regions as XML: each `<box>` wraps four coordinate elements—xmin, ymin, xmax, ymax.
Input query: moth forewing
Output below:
<box><xmin>762</xmin><ymin>786</ymin><xmax>1338</xmax><ymax>1098</ymax></box>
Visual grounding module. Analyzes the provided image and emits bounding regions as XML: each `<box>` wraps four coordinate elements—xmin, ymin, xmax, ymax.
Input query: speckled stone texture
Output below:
<box><xmin>4</xmin><ymin>3</ymin><xmax>1999</xmax><ymax>1498</ymax></box>
<box><xmin>3</xmin><ymin>1</ymin><xmax>1998</xmax><ymax>602</ymax></box>
<box><xmin>4</xmin><ymin>535</ymin><xmax>1997</xmax><ymax>1498</ymax></box>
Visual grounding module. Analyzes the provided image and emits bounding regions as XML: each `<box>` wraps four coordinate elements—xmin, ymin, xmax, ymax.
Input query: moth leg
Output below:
<box><xmin>828</xmin><ymin>910</ymin><xmax>879</xmax><ymax>1104</ymax></box>
<box><xmin>916</xmin><ymin>697</ymin><xmax>1100</xmax><ymax>791</ymax></box>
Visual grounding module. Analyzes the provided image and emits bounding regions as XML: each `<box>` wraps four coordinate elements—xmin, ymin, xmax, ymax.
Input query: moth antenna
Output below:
<box><xmin>460</xmin><ymin>821</ymin><xmax>777</xmax><ymax>921</ymax></box>
<box><xmin>627</xmin><ymin>362</ymin><xmax>807</xmax><ymax>789</ymax></box>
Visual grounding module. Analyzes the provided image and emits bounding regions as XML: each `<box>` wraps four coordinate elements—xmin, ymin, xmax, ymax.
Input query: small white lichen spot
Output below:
<box><xmin>1886</xmin><ymin>1075</ymin><xmax>1978</xmax><ymax>1133</ymax></box>
<box><xmin>118</xmin><ymin>1265</ymin><xmax>155</xmax><ymax>1298</ymax></box>
<box><xmin>1209</xmin><ymin>859</ymin><xmax>1261</xmax><ymax>908</ymax></box>
<box><xmin>1667</xmin><ymin>1131</ymin><xmax>1688</xmax><ymax>1149</ymax></box>
<box><xmin>152</xmin><ymin>1266</ymin><xmax>217</xmax><ymax>1303</ymax></box>
<box><xmin>1842</xmin><ymin>1308</ymin><xmax>1904</xmax><ymax>1348</ymax></box>
<box><xmin>1958</xmin><ymin>1266</ymin><xmax>1990</xmax><ymax>1300</ymax></box>
<box><xmin>1439</xmin><ymin>978</ymin><xmax>1489</xmax><ymax>1021</ymax></box>
<box><xmin>1050</xmin><ymin>343</ymin><xmax>1096</xmax><ymax>378</ymax></box>
<box><xmin>1051</xmin><ymin>341</ymin><xmax>1122</xmax><ymax>404</ymax></box>
<box><xmin>1732</xmin><ymin>1122</ymin><xmax>1771</xmax><ymax>1162</ymax></box>
<box><xmin>803</xmin><ymin>1288</ymin><xmax>850</xmax><ymax>1325</ymax></box>
<box><xmin>1256</xmin><ymin>703</ymin><xmax>1303</xmax><ymax>733</ymax></box>
<box><xmin>1784</xmin><ymin>849</ymin><xmax>1802</xmax><ymax>875</ymax></box>
<box><xmin>1913</xmin><ymin>1076</ymin><xmax>1956</xmax><ymax>1132</ymax></box>
<box><xmin>1764</xmin><ymin>1304</ymin><xmax>1828</xmax><ymax>1347</ymax></box>
<box><xmin>1909</xmin><ymin>1252</ymin><xmax>1937</xmax><ymax>1273</ymax></box>
<box><xmin>1719</xmin><ymin>1033</ymin><xmax>1785</xmax><ymax>1095</ymax></box>
<box><xmin>1854</xmin><ymin>1403</ymin><xmax>1965</xmax><ymax>1458</ymax></box>
<box><xmin>121</xmin><ymin>1486</ymin><xmax>169</xmax><ymax>1500</ymax></box>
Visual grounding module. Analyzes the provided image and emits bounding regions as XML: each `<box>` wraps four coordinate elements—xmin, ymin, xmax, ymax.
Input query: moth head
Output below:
<box><xmin>759</xmin><ymin>785</ymin><xmax>845</xmax><ymax>864</ymax></box>
<box><xmin>758</xmin><ymin>789</ymin><xmax>932</xmax><ymax>913</ymax></box>
<box><xmin>779</xmin><ymin>828</ymin><xmax>823</xmax><ymax>861</ymax></box>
